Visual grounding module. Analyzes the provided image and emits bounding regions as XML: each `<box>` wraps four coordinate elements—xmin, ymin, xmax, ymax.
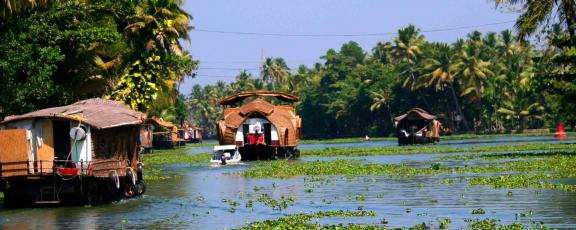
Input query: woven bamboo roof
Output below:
<box><xmin>219</xmin><ymin>91</ymin><xmax>300</xmax><ymax>105</ymax></box>
<box><xmin>0</xmin><ymin>98</ymin><xmax>146</xmax><ymax>129</ymax></box>
<box><xmin>394</xmin><ymin>108</ymin><xmax>436</xmax><ymax>122</ymax></box>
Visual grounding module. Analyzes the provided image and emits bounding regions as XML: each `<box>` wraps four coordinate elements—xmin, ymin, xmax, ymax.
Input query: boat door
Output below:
<box><xmin>53</xmin><ymin>121</ymin><xmax>71</xmax><ymax>162</ymax></box>
<box><xmin>264</xmin><ymin>123</ymin><xmax>272</xmax><ymax>145</ymax></box>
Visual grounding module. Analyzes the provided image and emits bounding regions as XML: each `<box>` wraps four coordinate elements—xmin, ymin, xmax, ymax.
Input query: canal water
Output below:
<box><xmin>1</xmin><ymin>136</ymin><xmax>575</xmax><ymax>229</ymax></box>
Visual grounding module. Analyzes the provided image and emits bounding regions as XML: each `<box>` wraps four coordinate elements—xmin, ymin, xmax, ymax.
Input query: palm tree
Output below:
<box><xmin>497</xmin><ymin>102</ymin><xmax>544</xmax><ymax>130</ymax></box>
<box><xmin>388</xmin><ymin>25</ymin><xmax>425</xmax><ymax>90</ymax></box>
<box><xmin>388</xmin><ymin>25</ymin><xmax>425</xmax><ymax>63</ymax></box>
<box><xmin>284</xmin><ymin>65</ymin><xmax>310</xmax><ymax>95</ymax></box>
<box><xmin>453</xmin><ymin>41</ymin><xmax>494</xmax><ymax>130</ymax></box>
<box><xmin>420</xmin><ymin>43</ymin><xmax>470</xmax><ymax>131</ymax></box>
<box><xmin>260</xmin><ymin>57</ymin><xmax>290</xmax><ymax>91</ymax></box>
<box><xmin>370</xmin><ymin>88</ymin><xmax>395</xmax><ymax>128</ymax></box>
<box><xmin>454</xmin><ymin>47</ymin><xmax>494</xmax><ymax>100</ymax></box>
<box><xmin>387</xmin><ymin>25</ymin><xmax>432</xmax><ymax>109</ymax></box>
<box><xmin>495</xmin><ymin>0</ymin><xmax>576</xmax><ymax>39</ymax></box>
<box><xmin>124</xmin><ymin>0</ymin><xmax>193</xmax><ymax>55</ymax></box>
<box><xmin>230</xmin><ymin>70</ymin><xmax>256</xmax><ymax>93</ymax></box>
<box><xmin>113</xmin><ymin>0</ymin><xmax>196</xmax><ymax>110</ymax></box>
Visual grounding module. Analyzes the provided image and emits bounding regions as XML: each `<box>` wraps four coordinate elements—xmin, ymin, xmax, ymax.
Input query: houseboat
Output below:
<box><xmin>147</xmin><ymin>117</ymin><xmax>185</xmax><ymax>149</ymax></box>
<box><xmin>140</xmin><ymin>122</ymin><xmax>154</xmax><ymax>153</ymax></box>
<box><xmin>0</xmin><ymin>99</ymin><xmax>146</xmax><ymax>207</ymax></box>
<box><xmin>395</xmin><ymin>108</ymin><xmax>442</xmax><ymax>145</ymax></box>
<box><xmin>216</xmin><ymin>91</ymin><xmax>302</xmax><ymax>160</ymax></box>
<box><xmin>185</xmin><ymin>125</ymin><xmax>203</xmax><ymax>143</ymax></box>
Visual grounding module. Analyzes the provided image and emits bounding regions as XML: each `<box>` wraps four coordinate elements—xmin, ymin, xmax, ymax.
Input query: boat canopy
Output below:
<box><xmin>394</xmin><ymin>108</ymin><xmax>436</xmax><ymax>122</ymax></box>
<box><xmin>219</xmin><ymin>91</ymin><xmax>300</xmax><ymax>105</ymax></box>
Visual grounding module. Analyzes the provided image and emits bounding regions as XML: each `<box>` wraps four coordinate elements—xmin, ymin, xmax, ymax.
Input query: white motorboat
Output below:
<box><xmin>210</xmin><ymin>145</ymin><xmax>242</xmax><ymax>165</ymax></box>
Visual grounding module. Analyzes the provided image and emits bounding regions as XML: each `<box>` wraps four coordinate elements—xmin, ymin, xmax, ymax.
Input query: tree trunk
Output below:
<box><xmin>409</xmin><ymin>70</ymin><xmax>432</xmax><ymax>111</ymax></box>
<box><xmin>449</xmin><ymin>83</ymin><xmax>470</xmax><ymax>131</ymax></box>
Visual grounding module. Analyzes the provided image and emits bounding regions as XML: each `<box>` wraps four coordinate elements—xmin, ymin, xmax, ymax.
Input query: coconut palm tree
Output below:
<box><xmin>388</xmin><ymin>25</ymin><xmax>425</xmax><ymax>63</ymax></box>
<box><xmin>420</xmin><ymin>43</ymin><xmax>470</xmax><ymax>130</ymax></box>
<box><xmin>370</xmin><ymin>88</ymin><xmax>395</xmax><ymax>128</ymax></box>
<box><xmin>124</xmin><ymin>0</ymin><xmax>193</xmax><ymax>55</ymax></box>
<box><xmin>454</xmin><ymin>46</ymin><xmax>494</xmax><ymax>100</ymax></box>
<box><xmin>260</xmin><ymin>57</ymin><xmax>290</xmax><ymax>91</ymax></box>
<box><xmin>495</xmin><ymin>0</ymin><xmax>576</xmax><ymax>39</ymax></box>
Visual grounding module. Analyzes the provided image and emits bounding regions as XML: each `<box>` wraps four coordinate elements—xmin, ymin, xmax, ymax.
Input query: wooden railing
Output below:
<box><xmin>0</xmin><ymin>159</ymin><xmax>127</xmax><ymax>178</ymax></box>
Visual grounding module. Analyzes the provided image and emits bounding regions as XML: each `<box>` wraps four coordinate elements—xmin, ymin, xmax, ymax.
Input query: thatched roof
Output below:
<box><xmin>148</xmin><ymin>117</ymin><xmax>176</xmax><ymax>128</ymax></box>
<box><xmin>0</xmin><ymin>98</ymin><xmax>146</xmax><ymax>129</ymax></box>
<box><xmin>219</xmin><ymin>91</ymin><xmax>300</xmax><ymax>105</ymax></box>
<box><xmin>395</xmin><ymin>108</ymin><xmax>436</xmax><ymax>122</ymax></box>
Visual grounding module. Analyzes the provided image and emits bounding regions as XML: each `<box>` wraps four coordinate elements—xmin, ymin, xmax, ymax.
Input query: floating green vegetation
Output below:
<box><xmin>301</xmin><ymin>137</ymin><xmax>395</xmax><ymax>144</ymax></box>
<box><xmin>237</xmin><ymin>210</ymin><xmax>377</xmax><ymax>230</ymax></box>
<box><xmin>469</xmin><ymin>174</ymin><xmax>576</xmax><ymax>192</ymax></box>
<box><xmin>471</xmin><ymin>208</ymin><xmax>486</xmax><ymax>214</ymax></box>
<box><xmin>438</xmin><ymin>217</ymin><xmax>451</xmax><ymax>229</ymax></box>
<box><xmin>255</xmin><ymin>194</ymin><xmax>295</xmax><ymax>211</ymax></box>
<box><xmin>243</xmin><ymin>155</ymin><xmax>563</xmax><ymax>178</ymax></box>
<box><xmin>303</xmin><ymin>143</ymin><xmax>576</xmax><ymax>158</ymax></box>
<box><xmin>439</xmin><ymin>149</ymin><xmax>576</xmax><ymax>160</ymax></box>
<box><xmin>243</xmin><ymin>151</ymin><xmax>576</xmax><ymax>193</ymax></box>
<box><xmin>242</xmin><ymin>159</ymin><xmax>433</xmax><ymax>178</ymax></box>
<box><xmin>464</xmin><ymin>218</ymin><xmax>551</xmax><ymax>230</ymax></box>
<box><xmin>0</xmin><ymin>191</ymin><xmax>3</xmax><ymax>202</ymax></box>
<box><xmin>141</xmin><ymin>150</ymin><xmax>210</xmax><ymax>181</ymax></box>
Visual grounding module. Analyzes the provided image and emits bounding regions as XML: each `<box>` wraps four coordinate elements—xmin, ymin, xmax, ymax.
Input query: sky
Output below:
<box><xmin>180</xmin><ymin>0</ymin><xmax>519</xmax><ymax>94</ymax></box>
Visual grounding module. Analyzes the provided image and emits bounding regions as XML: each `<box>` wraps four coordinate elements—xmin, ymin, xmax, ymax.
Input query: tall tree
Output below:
<box><xmin>110</xmin><ymin>0</ymin><xmax>197</xmax><ymax>111</ymax></box>
<box><xmin>260</xmin><ymin>57</ymin><xmax>290</xmax><ymax>91</ymax></box>
<box><xmin>495</xmin><ymin>0</ymin><xmax>576</xmax><ymax>39</ymax></box>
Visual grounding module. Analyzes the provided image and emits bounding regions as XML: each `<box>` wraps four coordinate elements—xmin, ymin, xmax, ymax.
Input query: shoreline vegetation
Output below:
<box><xmin>300</xmin><ymin>132</ymin><xmax>573</xmax><ymax>144</ymax></box>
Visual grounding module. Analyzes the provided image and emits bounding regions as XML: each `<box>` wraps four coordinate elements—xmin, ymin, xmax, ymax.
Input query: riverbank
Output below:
<box><xmin>301</xmin><ymin>132</ymin><xmax>573</xmax><ymax>144</ymax></box>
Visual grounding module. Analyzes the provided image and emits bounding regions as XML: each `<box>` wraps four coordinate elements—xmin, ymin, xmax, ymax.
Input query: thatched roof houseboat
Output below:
<box><xmin>147</xmin><ymin>117</ymin><xmax>185</xmax><ymax>149</ymax></box>
<box><xmin>0</xmin><ymin>99</ymin><xmax>146</xmax><ymax>206</ymax></box>
<box><xmin>217</xmin><ymin>91</ymin><xmax>302</xmax><ymax>160</ymax></box>
<box><xmin>395</xmin><ymin>108</ymin><xmax>442</xmax><ymax>145</ymax></box>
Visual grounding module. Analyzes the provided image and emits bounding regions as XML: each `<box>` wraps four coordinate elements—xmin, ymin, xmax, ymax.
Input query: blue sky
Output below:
<box><xmin>180</xmin><ymin>0</ymin><xmax>519</xmax><ymax>93</ymax></box>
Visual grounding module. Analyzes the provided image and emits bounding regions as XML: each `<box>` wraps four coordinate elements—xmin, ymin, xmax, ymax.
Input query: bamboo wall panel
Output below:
<box><xmin>0</xmin><ymin>129</ymin><xmax>31</xmax><ymax>176</ymax></box>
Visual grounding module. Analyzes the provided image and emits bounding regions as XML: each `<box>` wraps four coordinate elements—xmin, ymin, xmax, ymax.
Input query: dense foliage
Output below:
<box><xmin>188</xmin><ymin>26</ymin><xmax>575</xmax><ymax>138</ymax></box>
<box><xmin>0</xmin><ymin>0</ymin><xmax>196</xmax><ymax>119</ymax></box>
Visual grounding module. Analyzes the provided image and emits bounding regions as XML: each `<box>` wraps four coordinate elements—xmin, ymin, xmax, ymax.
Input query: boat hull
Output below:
<box><xmin>238</xmin><ymin>145</ymin><xmax>300</xmax><ymax>160</ymax></box>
